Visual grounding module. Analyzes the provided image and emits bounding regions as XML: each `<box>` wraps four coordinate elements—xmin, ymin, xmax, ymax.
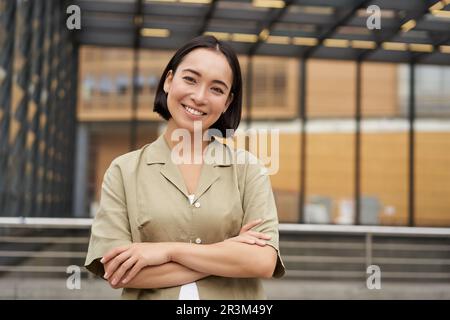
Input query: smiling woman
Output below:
<box><xmin>163</xmin><ymin>49</ymin><xmax>234</xmax><ymax>138</ymax></box>
<box><xmin>84</xmin><ymin>35</ymin><xmax>285</xmax><ymax>300</ymax></box>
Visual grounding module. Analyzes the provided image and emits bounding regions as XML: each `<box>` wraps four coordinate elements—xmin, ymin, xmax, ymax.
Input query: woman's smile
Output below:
<box><xmin>181</xmin><ymin>103</ymin><xmax>207</xmax><ymax>119</ymax></box>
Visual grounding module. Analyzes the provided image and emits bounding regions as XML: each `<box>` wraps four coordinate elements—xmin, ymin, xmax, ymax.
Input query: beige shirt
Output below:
<box><xmin>85</xmin><ymin>134</ymin><xmax>285</xmax><ymax>299</ymax></box>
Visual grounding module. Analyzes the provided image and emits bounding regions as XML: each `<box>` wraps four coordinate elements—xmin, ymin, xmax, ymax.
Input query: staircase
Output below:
<box><xmin>1</xmin><ymin>218</ymin><xmax>450</xmax><ymax>299</ymax></box>
<box><xmin>279</xmin><ymin>224</ymin><xmax>450</xmax><ymax>283</ymax></box>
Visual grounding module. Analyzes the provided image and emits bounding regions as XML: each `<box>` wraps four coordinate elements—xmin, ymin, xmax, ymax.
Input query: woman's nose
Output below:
<box><xmin>191</xmin><ymin>86</ymin><xmax>207</xmax><ymax>105</ymax></box>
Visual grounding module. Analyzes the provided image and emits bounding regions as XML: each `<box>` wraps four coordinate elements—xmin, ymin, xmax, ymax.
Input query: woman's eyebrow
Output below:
<box><xmin>182</xmin><ymin>68</ymin><xmax>229</xmax><ymax>90</ymax></box>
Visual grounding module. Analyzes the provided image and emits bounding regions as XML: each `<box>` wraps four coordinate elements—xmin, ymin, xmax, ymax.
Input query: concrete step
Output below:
<box><xmin>2</xmin><ymin>277</ymin><xmax>450</xmax><ymax>300</ymax></box>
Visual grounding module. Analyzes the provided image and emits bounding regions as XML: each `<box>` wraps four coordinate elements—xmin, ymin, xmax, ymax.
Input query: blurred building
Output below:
<box><xmin>1</xmin><ymin>0</ymin><xmax>450</xmax><ymax>299</ymax></box>
<box><xmin>78</xmin><ymin>46</ymin><xmax>450</xmax><ymax>227</ymax></box>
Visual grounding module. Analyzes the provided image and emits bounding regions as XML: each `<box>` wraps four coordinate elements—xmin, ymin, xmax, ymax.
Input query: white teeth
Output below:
<box><xmin>183</xmin><ymin>104</ymin><xmax>205</xmax><ymax>116</ymax></box>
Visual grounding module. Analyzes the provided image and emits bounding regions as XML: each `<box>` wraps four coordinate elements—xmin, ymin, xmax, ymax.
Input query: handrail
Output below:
<box><xmin>0</xmin><ymin>218</ymin><xmax>449</xmax><ymax>281</ymax></box>
<box><xmin>279</xmin><ymin>223</ymin><xmax>450</xmax><ymax>237</ymax></box>
<box><xmin>0</xmin><ymin>217</ymin><xmax>93</xmax><ymax>228</ymax></box>
<box><xmin>1</xmin><ymin>218</ymin><xmax>450</xmax><ymax>236</ymax></box>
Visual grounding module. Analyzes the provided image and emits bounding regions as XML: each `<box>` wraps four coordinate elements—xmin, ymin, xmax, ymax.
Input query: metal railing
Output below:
<box><xmin>279</xmin><ymin>223</ymin><xmax>450</xmax><ymax>281</ymax></box>
<box><xmin>0</xmin><ymin>218</ymin><xmax>91</xmax><ymax>275</ymax></box>
<box><xmin>1</xmin><ymin>218</ymin><xmax>450</xmax><ymax>281</ymax></box>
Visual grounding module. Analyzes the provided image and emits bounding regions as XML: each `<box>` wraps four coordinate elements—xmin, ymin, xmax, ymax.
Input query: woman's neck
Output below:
<box><xmin>163</xmin><ymin>120</ymin><xmax>212</xmax><ymax>163</ymax></box>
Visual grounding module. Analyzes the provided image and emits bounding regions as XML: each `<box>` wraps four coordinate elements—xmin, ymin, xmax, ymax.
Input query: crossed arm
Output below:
<box><xmin>101</xmin><ymin>220</ymin><xmax>277</xmax><ymax>289</ymax></box>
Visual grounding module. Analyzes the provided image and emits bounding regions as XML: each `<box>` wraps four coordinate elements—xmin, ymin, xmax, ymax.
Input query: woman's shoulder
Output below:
<box><xmin>232</xmin><ymin>148</ymin><xmax>260</xmax><ymax>164</ymax></box>
<box><xmin>210</xmin><ymin>139</ymin><xmax>260</xmax><ymax>167</ymax></box>
<box><xmin>223</xmin><ymin>146</ymin><xmax>270</xmax><ymax>178</ymax></box>
<box><xmin>108</xmin><ymin>143</ymin><xmax>152</xmax><ymax>170</ymax></box>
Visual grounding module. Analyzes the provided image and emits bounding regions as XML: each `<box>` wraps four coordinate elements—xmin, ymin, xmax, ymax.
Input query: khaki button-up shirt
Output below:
<box><xmin>85</xmin><ymin>134</ymin><xmax>285</xmax><ymax>299</ymax></box>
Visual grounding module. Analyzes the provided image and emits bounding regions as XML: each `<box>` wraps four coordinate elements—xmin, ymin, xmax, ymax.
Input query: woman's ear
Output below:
<box><xmin>163</xmin><ymin>70</ymin><xmax>173</xmax><ymax>93</ymax></box>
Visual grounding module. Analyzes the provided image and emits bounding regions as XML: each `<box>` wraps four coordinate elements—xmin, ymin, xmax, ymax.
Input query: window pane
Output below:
<box><xmin>305</xmin><ymin>60</ymin><xmax>355</xmax><ymax>224</ymax></box>
<box><xmin>361</xmin><ymin>62</ymin><xmax>408</xmax><ymax>226</ymax></box>
<box><xmin>272</xmin><ymin>133</ymin><xmax>301</xmax><ymax>223</ymax></box>
<box><xmin>415</xmin><ymin>65</ymin><xmax>450</xmax><ymax>227</ymax></box>
<box><xmin>306</xmin><ymin>131</ymin><xmax>355</xmax><ymax>224</ymax></box>
<box><xmin>308</xmin><ymin>59</ymin><xmax>355</xmax><ymax>118</ymax></box>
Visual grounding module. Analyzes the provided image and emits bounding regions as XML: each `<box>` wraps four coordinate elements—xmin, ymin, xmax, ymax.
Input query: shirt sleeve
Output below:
<box><xmin>240</xmin><ymin>153</ymin><xmax>286</xmax><ymax>279</ymax></box>
<box><xmin>84</xmin><ymin>161</ymin><xmax>132</xmax><ymax>277</ymax></box>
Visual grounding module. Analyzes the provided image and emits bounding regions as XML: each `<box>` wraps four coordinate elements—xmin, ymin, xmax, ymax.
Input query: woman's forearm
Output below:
<box><xmin>118</xmin><ymin>262</ymin><xmax>209</xmax><ymax>289</ymax></box>
<box><xmin>169</xmin><ymin>241</ymin><xmax>276</xmax><ymax>279</ymax></box>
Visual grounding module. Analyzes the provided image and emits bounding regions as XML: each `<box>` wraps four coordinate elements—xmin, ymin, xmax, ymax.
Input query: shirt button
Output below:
<box><xmin>194</xmin><ymin>202</ymin><xmax>201</xmax><ymax>208</ymax></box>
<box><xmin>195</xmin><ymin>238</ymin><xmax>202</xmax><ymax>244</ymax></box>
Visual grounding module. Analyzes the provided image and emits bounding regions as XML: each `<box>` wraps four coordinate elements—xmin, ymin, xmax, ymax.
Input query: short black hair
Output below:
<box><xmin>153</xmin><ymin>35</ymin><xmax>242</xmax><ymax>138</ymax></box>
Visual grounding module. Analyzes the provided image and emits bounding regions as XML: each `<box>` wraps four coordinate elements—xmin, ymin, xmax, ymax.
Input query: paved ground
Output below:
<box><xmin>2</xmin><ymin>277</ymin><xmax>450</xmax><ymax>299</ymax></box>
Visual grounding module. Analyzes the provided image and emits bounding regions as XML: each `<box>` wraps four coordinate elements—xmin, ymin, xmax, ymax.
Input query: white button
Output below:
<box><xmin>194</xmin><ymin>202</ymin><xmax>200</xmax><ymax>208</ymax></box>
<box><xmin>195</xmin><ymin>238</ymin><xmax>202</xmax><ymax>244</ymax></box>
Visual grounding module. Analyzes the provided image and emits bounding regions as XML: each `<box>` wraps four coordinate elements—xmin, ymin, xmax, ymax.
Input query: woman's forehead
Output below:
<box><xmin>178</xmin><ymin>48</ymin><xmax>233</xmax><ymax>84</ymax></box>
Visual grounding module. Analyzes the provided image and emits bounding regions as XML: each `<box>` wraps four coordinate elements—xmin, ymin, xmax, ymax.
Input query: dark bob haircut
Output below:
<box><xmin>153</xmin><ymin>35</ymin><xmax>242</xmax><ymax>138</ymax></box>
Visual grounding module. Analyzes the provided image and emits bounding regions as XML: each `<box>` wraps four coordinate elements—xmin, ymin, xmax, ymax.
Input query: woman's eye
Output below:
<box><xmin>212</xmin><ymin>87</ymin><xmax>224</xmax><ymax>94</ymax></box>
<box><xmin>183</xmin><ymin>76</ymin><xmax>196</xmax><ymax>83</ymax></box>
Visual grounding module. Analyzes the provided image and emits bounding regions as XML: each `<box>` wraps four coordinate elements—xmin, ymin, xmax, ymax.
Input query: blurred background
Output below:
<box><xmin>1</xmin><ymin>0</ymin><xmax>450</xmax><ymax>299</ymax></box>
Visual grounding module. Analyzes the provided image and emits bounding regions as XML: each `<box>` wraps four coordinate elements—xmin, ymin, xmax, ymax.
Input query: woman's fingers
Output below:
<box><xmin>246</xmin><ymin>230</ymin><xmax>272</xmax><ymax>240</ymax></box>
<box><xmin>101</xmin><ymin>245</ymin><xmax>129</xmax><ymax>265</ymax></box>
<box><xmin>103</xmin><ymin>249</ymin><xmax>131</xmax><ymax>279</ymax></box>
<box><xmin>241</xmin><ymin>235</ymin><xmax>256</xmax><ymax>244</ymax></box>
<box><xmin>109</xmin><ymin>256</ymin><xmax>137</xmax><ymax>286</ymax></box>
<box><xmin>245</xmin><ymin>235</ymin><xmax>266</xmax><ymax>246</ymax></box>
<box><xmin>226</xmin><ymin>235</ymin><xmax>254</xmax><ymax>245</ymax></box>
<box><xmin>240</xmin><ymin>219</ymin><xmax>264</xmax><ymax>234</ymax></box>
<box><xmin>234</xmin><ymin>235</ymin><xmax>267</xmax><ymax>246</ymax></box>
<box><xmin>255</xmin><ymin>239</ymin><xmax>267</xmax><ymax>246</ymax></box>
<box><xmin>122</xmin><ymin>261</ymin><xmax>144</xmax><ymax>284</ymax></box>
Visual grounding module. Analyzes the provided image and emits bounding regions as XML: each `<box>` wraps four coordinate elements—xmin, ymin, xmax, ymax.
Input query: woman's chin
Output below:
<box><xmin>176</xmin><ymin>118</ymin><xmax>209</xmax><ymax>132</ymax></box>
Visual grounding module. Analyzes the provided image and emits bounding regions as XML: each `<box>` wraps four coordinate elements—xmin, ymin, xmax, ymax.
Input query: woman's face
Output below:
<box><xmin>163</xmin><ymin>48</ymin><xmax>234</xmax><ymax>134</ymax></box>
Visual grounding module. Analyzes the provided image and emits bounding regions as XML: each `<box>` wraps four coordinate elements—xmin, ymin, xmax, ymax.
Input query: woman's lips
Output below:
<box><xmin>181</xmin><ymin>104</ymin><xmax>207</xmax><ymax>119</ymax></box>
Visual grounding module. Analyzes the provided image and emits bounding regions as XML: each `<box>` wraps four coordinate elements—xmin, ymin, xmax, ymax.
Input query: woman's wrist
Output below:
<box><xmin>167</xmin><ymin>242</ymin><xmax>182</xmax><ymax>263</ymax></box>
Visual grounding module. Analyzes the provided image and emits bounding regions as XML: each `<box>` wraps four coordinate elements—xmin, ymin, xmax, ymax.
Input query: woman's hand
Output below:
<box><xmin>225</xmin><ymin>219</ymin><xmax>271</xmax><ymax>246</ymax></box>
<box><xmin>101</xmin><ymin>219</ymin><xmax>270</xmax><ymax>288</ymax></box>
<box><xmin>101</xmin><ymin>242</ymin><xmax>173</xmax><ymax>287</ymax></box>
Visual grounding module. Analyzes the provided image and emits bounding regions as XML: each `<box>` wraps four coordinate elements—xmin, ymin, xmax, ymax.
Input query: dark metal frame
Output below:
<box><xmin>0</xmin><ymin>0</ymin><xmax>16</xmax><ymax>215</ymax></box>
<box><xmin>74</xmin><ymin>0</ymin><xmax>450</xmax><ymax>65</ymax></box>
<box><xmin>129</xmin><ymin>0</ymin><xmax>144</xmax><ymax>151</ymax></box>
<box><xmin>0</xmin><ymin>0</ymin><xmax>78</xmax><ymax>218</ymax></box>
<box><xmin>408</xmin><ymin>62</ymin><xmax>416</xmax><ymax>227</ymax></box>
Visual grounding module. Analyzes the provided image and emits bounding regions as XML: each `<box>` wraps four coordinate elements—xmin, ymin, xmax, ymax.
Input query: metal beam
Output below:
<box><xmin>302</xmin><ymin>0</ymin><xmax>372</xmax><ymax>59</ymax></box>
<box><xmin>412</xmin><ymin>35</ymin><xmax>450</xmax><ymax>64</ymax></box>
<box><xmin>75</xmin><ymin>0</ymin><xmax>135</xmax><ymax>14</ymax></box>
<box><xmin>248</xmin><ymin>0</ymin><xmax>295</xmax><ymax>56</ymax></box>
<box><xmin>245</xmin><ymin>57</ymin><xmax>253</xmax><ymax>128</ymax></box>
<box><xmin>354</xmin><ymin>60</ymin><xmax>362</xmax><ymax>225</ymax></box>
<box><xmin>0</xmin><ymin>0</ymin><xmax>16</xmax><ymax>215</ymax></box>
<box><xmin>357</xmin><ymin>0</ymin><xmax>438</xmax><ymax>61</ymax></box>
<box><xmin>8</xmin><ymin>0</ymin><xmax>33</xmax><ymax>217</ymax></box>
<box><xmin>197</xmin><ymin>0</ymin><xmax>218</xmax><ymax>36</ymax></box>
<box><xmin>36</xmin><ymin>0</ymin><xmax>56</xmax><ymax>217</ymax></box>
<box><xmin>298</xmin><ymin>58</ymin><xmax>307</xmax><ymax>223</ymax></box>
<box><xmin>130</xmin><ymin>0</ymin><xmax>144</xmax><ymax>151</ymax></box>
<box><xmin>408</xmin><ymin>62</ymin><xmax>416</xmax><ymax>227</ymax></box>
<box><xmin>26</xmin><ymin>0</ymin><xmax>45</xmax><ymax>217</ymax></box>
